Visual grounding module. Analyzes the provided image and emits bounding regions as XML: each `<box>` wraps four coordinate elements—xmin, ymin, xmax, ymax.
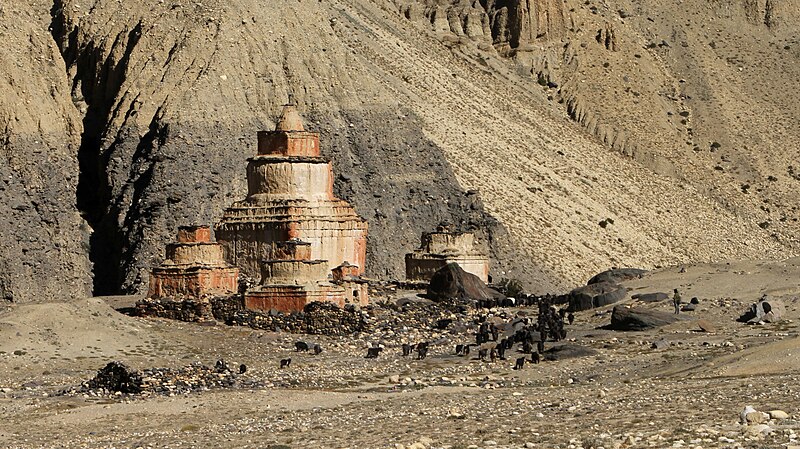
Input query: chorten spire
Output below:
<box><xmin>257</xmin><ymin>104</ymin><xmax>319</xmax><ymax>157</ymax></box>
<box><xmin>275</xmin><ymin>104</ymin><xmax>305</xmax><ymax>132</ymax></box>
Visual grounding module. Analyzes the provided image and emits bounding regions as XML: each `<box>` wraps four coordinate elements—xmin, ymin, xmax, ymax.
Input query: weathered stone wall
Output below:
<box><xmin>217</xmin><ymin>208</ymin><xmax>368</xmax><ymax>278</ymax></box>
<box><xmin>227</xmin><ymin>300</ymin><xmax>368</xmax><ymax>335</ymax></box>
<box><xmin>177</xmin><ymin>226</ymin><xmax>212</xmax><ymax>243</ymax></box>
<box><xmin>137</xmin><ymin>296</ymin><xmax>368</xmax><ymax>335</ymax></box>
<box><xmin>244</xmin><ymin>283</ymin><xmax>353</xmax><ymax>313</ymax></box>
<box><xmin>136</xmin><ymin>296</ymin><xmax>214</xmax><ymax>322</ymax></box>
<box><xmin>423</xmin><ymin>232</ymin><xmax>476</xmax><ymax>254</ymax></box>
<box><xmin>257</xmin><ymin>131</ymin><xmax>321</xmax><ymax>157</ymax></box>
<box><xmin>136</xmin><ymin>295</ymin><xmax>368</xmax><ymax>335</ymax></box>
<box><xmin>407</xmin><ymin>230</ymin><xmax>491</xmax><ymax>282</ymax></box>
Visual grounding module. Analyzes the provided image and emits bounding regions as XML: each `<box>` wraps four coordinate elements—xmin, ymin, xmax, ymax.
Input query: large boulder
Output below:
<box><xmin>543</xmin><ymin>344</ymin><xmax>598</xmax><ymax>361</ymax></box>
<box><xmin>608</xmin><ymin>306</ymin><xmax>679</xmax><ymax>331</ymax></box>
<box><xmin>631</xmin><ymin>292</ymin><xmax>669</xmax><ymax>303</ymax></box>
<box><xmin>427</xmin><ymin>263</ymin><xmax>502</xmax><ymax>302</ymax></box>
<box><xmin>737</xmin><ymin>296</ymin><xmax>785</xmax><ymax>323</ymax></box>
<box><xmin>587</xmin><ymin>268</ymin><xmax>647</xmax><ymax>285</ymax></box>
<box><xmin>568</xmin><ymin>282</ymin><xmax>627</xmax><ymax>312</ymax></box>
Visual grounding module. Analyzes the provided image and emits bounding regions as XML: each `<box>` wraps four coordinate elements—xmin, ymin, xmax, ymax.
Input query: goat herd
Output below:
<box><xmin>278</xmin><ymin>297</ymin><xmax>575</xmax><ymax>373</ymax></box>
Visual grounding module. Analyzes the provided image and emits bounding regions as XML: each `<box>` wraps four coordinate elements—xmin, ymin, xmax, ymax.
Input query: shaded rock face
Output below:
<box><xmin>4</xmin><ymin>0</ymin><xmax>799</xmax><ymax>303</ymax></box>
<box><xmin>397</xmin><ymin>0</ymin><xmax>565</xmax><ymax>49</ymax></box>
<box><xmin>568</xmin><ymin>282</ymin><xmax>627</xmax><ymax>312</ymax></box>
<box><xmin>609</xmin><ymin>306</ymin><xmax>679</xmax><ymax>331</ymax></box>
<box><xmin>0</xmin><ymin>2</ymin><xmax>92</xmax><ymax>303</ymax></box>
<box><xmin>427</xmin><ymin>263</ymin><xmax>502</xmax><ymax>302</ymax></box>
<box><xmin>399</xmin><ymin>0</ymin><xmax>800</xmax><ymax>260</ymax></box>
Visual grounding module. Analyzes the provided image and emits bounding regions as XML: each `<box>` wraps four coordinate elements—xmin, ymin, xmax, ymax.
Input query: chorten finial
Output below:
<box><xmin>275</xmin><ymin>104</ymin><xmax>305</xmax><ymax>132</ymax></box>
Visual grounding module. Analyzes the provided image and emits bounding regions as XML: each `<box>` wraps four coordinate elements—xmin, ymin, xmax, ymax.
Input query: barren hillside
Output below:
<box><xmin>0</xmin><ymin>0</ymin><xmax>798</xmax><ymax>301</ymax></box>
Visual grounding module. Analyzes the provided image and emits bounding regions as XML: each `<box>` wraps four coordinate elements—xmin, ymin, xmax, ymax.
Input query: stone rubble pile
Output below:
<box><xmin>64</xmin><ymin>360</ymin><xmax>258</xmax><ymax>397</ymax></box>
<box><xmin>138</xmin><ymin>295</ymin><xmax>369</xmax><ymax>335</ymax></box>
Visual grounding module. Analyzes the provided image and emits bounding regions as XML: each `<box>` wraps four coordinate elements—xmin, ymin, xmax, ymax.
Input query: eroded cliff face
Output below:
<box><xmin>399</xmin><ymin>0</ymin><xmax>565</xmax><ymax>50</ymax></box>
<box><xmin>0</xmin><ymin>1</ymin><xmax>91</xmax><ymax>302</ymax></box>
<box><xmin>1</xmin><ymin>0</ymin><xmax>798</xmax><ymax>301</ymax></box>
<box><xmin>396</xmin><ymin>0</ymin><xmax>800</xmax><ymax>250</ymax></box>
<box><xmin>45</xmin><ymin>0</ymin><xmax>551</xmax><ymax>295</ymax></box>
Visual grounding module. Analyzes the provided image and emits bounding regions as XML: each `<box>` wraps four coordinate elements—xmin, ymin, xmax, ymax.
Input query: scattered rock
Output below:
<box><xmin>426</xmin><ymin>263</ymin><xmax>502</xmax><ymax>302</ymax></box>
<box><xmin>83</xmin><ymin>361</ymin><xmax>143</xmax><ymax>394</ymax></box>
<box><xmin>447</xmin><ymin>408</ymin><xmax>465</xmax><ymax>419</ymax></box>
<box><xmin>741</xmin><ymin>406</ymin><xmax>769</xmax><ymax>424</ymax></box>
<box><xmin>767</xmin><ymin>410</ymin><xmax>789</xmax><ymax>420</ymax></box>
<box><xmin>697</xmin><ymin>319</ymin><xmax>716</xmax><ymax>333</ymax></box>
<box><xmin>632</xmin><ymin>292</ymin><xmax>668</xmax><ymax>303</ymax></box>
<box><xmin>543</xmin><ymin>344</ymin><xmax>598</xmax><ymax>361</ymax></box>
<box><xmin>651</xmin><ymin>338</ymin><xmax>669</xmax><ymax>349</ymax></box>
<box><xmin>66</xmin><ymin>360</ymin><xmax>256</xmax><ymax>397</ymax></box>
<box><xmin>747</xmin><ymin>423</ymin><xmax>772</xmax><ymax>435</ymax></box>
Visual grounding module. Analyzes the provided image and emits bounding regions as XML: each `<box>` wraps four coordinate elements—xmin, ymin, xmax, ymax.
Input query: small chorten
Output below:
<box><xmin>405</xmin><ymin>223</ymin><xmax>490</xmax><ymax>283</ymax></box>
<box><xmin>275</xmin><ymin>104</ymin><xmax>305</xmax><ymax>131</ymax></box>
<box><xmin>147</xmin><ymin>225</ymin><xmax>239</xmax><ymax>299</ymax></box>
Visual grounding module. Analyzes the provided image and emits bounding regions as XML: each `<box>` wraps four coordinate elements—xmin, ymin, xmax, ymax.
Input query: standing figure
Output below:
<box><xmin>673</xmin><ymin>288</ymin><xmax>682</xmax><ymax>314</ymax></box>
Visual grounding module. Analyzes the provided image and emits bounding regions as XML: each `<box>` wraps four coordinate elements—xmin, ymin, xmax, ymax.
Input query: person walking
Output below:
<box><xmin>673</xmin><ymin>288</ymin><xmax>682</xmax><ymax>314</ymax></box>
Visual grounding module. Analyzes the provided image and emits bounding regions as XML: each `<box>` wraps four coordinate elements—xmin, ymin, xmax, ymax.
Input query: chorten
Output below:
<box><xmin>215</xmin><ymin>104</ymin><xmax>369</xmax><ymax>311</ymax></box>
<box><xmin>215</xmin><ymin>105</ymin><xmax>368</xmax><ymax>277</ymax></box>
<box><xmin>147</xmin><ymin>225</ymin><xmax>239</xmax><ymax>299</ymax></box>
<box><xmin>405</xmin><ymin>224</ymin><xmax>490</xmax><ymax>283</ymax></box>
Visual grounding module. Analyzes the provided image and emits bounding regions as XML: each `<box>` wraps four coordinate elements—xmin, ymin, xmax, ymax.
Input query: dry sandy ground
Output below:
<box><xmin>2</xmin><ymin>259</ymin><xmax>800</xmax><ymax>449</ymax></box>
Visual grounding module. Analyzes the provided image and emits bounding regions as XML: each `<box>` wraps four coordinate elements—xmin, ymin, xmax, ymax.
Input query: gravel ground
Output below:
<box><xmin>2</xmin><ymin>262</ymin><xmax>800</xmax><ymax>448</ymax></box>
